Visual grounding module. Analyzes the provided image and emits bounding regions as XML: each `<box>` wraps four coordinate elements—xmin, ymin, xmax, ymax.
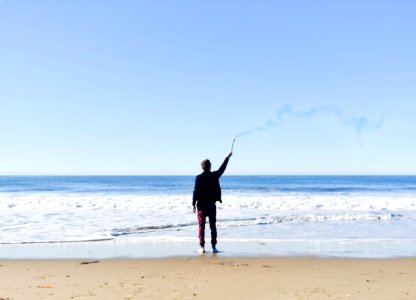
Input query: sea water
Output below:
<box><xmin>1</xmin><ymin>176</ymin><xmax>416</xmax><ymax>258</ymax></box>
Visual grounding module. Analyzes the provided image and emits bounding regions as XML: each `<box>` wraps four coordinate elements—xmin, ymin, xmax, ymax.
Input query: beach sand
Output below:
<box><xmin>1</xmin><ymin>257</ymin><xmax>415</xmax><ymax>299</ymax></box>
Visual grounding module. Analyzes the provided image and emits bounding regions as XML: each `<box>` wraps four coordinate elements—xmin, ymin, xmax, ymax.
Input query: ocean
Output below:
<box><xmin>1</xmin><ymin>176</ymin><xmax>416</xmax><ymax>257</ymax></box>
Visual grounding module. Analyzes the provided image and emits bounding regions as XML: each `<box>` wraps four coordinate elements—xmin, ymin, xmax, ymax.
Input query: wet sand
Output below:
<box><xmin>1</xmin><ymin>257</ymin><xmax>416</xmax><ymax>299</ymax></box>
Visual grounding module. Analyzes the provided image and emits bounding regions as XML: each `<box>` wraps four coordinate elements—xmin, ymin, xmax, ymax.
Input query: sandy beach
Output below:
<box><xmin>1</xmin><ymin>257</ymin><xmax>415</xmax><ymax>300</ymax></box>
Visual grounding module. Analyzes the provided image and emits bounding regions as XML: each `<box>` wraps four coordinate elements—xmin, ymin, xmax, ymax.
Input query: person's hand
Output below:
<box><xmin>193</xmin><ymin>206</ymin><xmax>196</xmax><ymax>214</ymax></box>
<box><xmin>227</xmin><ymin>152</ymin><xmax>233</xmax><ymax>158</ymax></box>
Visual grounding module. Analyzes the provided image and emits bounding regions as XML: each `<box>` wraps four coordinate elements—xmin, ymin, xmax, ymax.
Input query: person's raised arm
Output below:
<box><xmin>214</xmin><ymin>152</ymin><xmax>232</xmax><ymax>178</ymax></box>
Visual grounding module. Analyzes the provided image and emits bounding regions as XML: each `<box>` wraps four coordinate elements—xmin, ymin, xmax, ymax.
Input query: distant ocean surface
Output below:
<box><xmin>1</xmin><ymin>176</ymin><xmax>416</xmax><ymax>256</ymax></box>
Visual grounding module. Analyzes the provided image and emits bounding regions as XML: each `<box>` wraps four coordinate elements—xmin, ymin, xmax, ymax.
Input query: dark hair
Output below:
<box><xmin>201</xmin><ymin>159</ymin><xmax>211</xmax><ymax>171</ymax></box>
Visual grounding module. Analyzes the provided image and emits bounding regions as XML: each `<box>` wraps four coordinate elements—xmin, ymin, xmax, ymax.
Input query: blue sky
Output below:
<box><xmin>0</xmin><ymin>1</ymin><xmax>415</xmax><ymax>175</ymax></box>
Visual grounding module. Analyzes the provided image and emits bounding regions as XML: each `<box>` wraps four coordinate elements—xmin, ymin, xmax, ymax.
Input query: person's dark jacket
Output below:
<box><xmin>192</xmin><ymin>157</ymin><xmax>229</xmax><ymax>209</ymax></box>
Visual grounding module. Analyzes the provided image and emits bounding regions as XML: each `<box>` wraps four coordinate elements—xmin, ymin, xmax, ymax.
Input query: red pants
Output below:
<box><xmin>197</xmin><ymin>205</ymin><xmax>217</xmax><ymax>247</ymax></box>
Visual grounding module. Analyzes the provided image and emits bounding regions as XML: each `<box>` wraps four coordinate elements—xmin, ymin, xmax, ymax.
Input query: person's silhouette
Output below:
<box><xmin>192</xmin><ymin>152</ymin><xmax>232</xmax><ymax>253</ymax></box>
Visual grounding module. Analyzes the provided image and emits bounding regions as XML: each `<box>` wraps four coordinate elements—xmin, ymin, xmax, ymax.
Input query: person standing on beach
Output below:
<box><xmin>193</xmin><ymin>152</ymin><xmax>232</xmax><ymax>254</ymax></box>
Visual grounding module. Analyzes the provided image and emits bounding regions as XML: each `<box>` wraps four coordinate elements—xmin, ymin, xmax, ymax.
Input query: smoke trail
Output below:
<box><xmin>235</xmin><ymin>105</ymin><xmax>384</xmax><ymax>139</ymax></box>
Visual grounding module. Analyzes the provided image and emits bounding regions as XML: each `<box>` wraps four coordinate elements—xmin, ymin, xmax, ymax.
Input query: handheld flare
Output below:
<box><xmin>231</xmin><ymin>138</ymin><xmax>236</xmax><ymax>152</ymax></box>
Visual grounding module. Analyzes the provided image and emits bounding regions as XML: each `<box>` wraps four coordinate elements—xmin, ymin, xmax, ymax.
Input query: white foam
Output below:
<box><xmin>1</xmin><ymin>192</ymin><xmax>416</xmax><ymax>244</ymax></box>
<box><xmin>1</xmin><ymin>192</ymin><xmax>416</xmax><ymax>211</ymax></box>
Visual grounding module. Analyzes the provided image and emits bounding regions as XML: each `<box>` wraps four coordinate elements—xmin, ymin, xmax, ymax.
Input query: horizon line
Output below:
<box><xmin>0</xmin><ymin>174</ymin><xmax>415</xmax><ymax>177</ymax></box>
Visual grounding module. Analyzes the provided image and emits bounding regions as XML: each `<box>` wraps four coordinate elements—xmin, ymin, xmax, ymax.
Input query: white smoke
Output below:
<box><xmin>235</xmin><ymin>105</ymin><xmax>385</xmax><ymax>139</ymax></box>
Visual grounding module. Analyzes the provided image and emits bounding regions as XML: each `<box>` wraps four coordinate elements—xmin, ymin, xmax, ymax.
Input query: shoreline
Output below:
<box><xmin>2</xmin><ymin>237</ymin><xmax>416</xmax><ymax>260</ymax></box>
<box><xmin>1</xmin><ymin>257</ymin><xmax>415</xmax><ymax>299</ymax></box>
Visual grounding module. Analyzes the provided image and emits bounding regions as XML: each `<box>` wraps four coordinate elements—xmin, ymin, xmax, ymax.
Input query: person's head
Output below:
<box><xmin>201</xmin><ymin>159</ymin><xmax>211</xmax><ymax>171</ymax></box>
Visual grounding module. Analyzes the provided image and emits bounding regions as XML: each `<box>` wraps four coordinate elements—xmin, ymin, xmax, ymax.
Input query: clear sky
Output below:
<box><xmin>0</xmin><ymin>1</ymin><xmax>415</xmax><ymax>175</ymax></box>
